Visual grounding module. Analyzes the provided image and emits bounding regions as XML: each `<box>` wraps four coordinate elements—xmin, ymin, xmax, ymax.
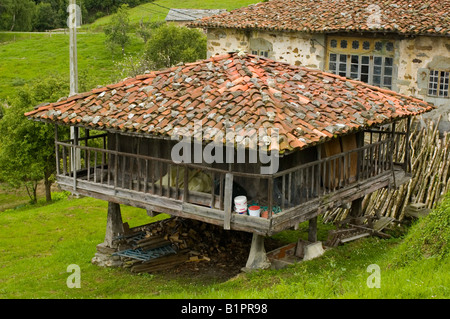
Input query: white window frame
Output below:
<box><xmin>428</xmin><ymin>70</ymin><xmax>449</xmax><ymax>98</ymax></box>
<box><xmin>328</xmin><ymin>54</ymin><xmax>394</xmax><ymax>90</ymax></box>
<box><xmin>251</xmin><ymin>50</ymin><xmax>269</xmax><ymax>58</ymax></box>
<box><xmin>327</xmin><ymin>37</ymin><xmax>395</xmax><ymax>90</ymax></box>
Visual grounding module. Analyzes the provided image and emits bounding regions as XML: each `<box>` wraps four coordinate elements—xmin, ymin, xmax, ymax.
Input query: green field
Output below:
<box><xmin>83</xmin><ymin>0</ymin><xmax>260</xmax><ymax>31</ymax></box>
<box><xmin>0</xmin><ymin>32</ymin><xmax>145</xmax><ymax>101</ymax></box>
<box><xmin>0</xmin><ymin>0</ymin><xmax>259</xmax><ymax>102</ymax></box>
<box><xmin>0</xmin><ymin>188</ymin><xmax>448</xmax><ymax>299</ymax></box>
<box><xmin>0</xmin><ymin>0</ymin><xmax>449</xmax><ymax>300</ymax></box>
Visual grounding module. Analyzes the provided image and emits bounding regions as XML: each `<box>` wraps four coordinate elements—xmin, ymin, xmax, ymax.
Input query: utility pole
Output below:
<box><xmin>69</xmin><ymin>0</ymin><xmax>78</xmax><ymax>97</ymax></box>
<box><xmin>68</xmin><ymin>0</ymin><xmax>81</xmax><ymax>171</ymax></box>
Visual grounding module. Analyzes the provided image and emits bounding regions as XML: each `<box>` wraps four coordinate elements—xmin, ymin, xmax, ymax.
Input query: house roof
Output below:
<box><xmin>25</xmin><ymin>52</ymin><xmax>434</xmax><ymax>153</ymax></box>
<box><xmin>165</xmin><ymin>9</ymin><xmax>227</xmax><ymax>22</ymax></box>
<box><xmin>189</xmin><ymin>0</ymin><xmax>450</xmax><ymax>36</ymax></box>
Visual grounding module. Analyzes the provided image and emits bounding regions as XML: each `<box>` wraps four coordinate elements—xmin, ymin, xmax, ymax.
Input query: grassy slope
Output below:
<box><xmin>0</xmin><ymin>192</ymin><xmax>448</xmax><ymax>299</ymax></box>
<box><xmin>84</xmin><ymin>0</ymin><xmax>260</xmax><ymax>31</ymax></box>
<box><xmin>0</xmin><ymin>33</ymin><xmax>145</xmax><ymax>101</ymax></box>
<box><xmin>0</xmin><ymin>0</ymin><xmax>259</xmax><ymax>102</ymax></box>
<box><xmin>0</xmin><ymin>0</ymin><xmax>448</xmax><ymax>299</ymax></box>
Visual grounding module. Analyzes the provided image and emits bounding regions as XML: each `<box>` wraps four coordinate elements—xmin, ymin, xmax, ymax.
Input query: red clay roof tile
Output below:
<box><xmin>189</xmin><ymin>0</ymin><xmax>449</xmax><ymax>37</ymax></box>
<box><xmin>26</xmin><ymin>52</ymin><xmax>434</xmax><ymax>153</ymax></box>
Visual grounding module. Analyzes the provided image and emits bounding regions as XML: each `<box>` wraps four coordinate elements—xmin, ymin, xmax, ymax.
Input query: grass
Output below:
<box><xmin>0</xmin><ymin>0</ymin><xmax>259</xmax><ymax>102</ymax></box>
<box><xmin>83</xmin><ymin>0</ymin><xmax>260</xmax><ymax>31</ymax></box>
<box><xmin>0</xmin><ymin>32</ymin><xmax>145</xmax><ymax>101</ymax></box>
<box><xmin>0</xmin><ymin>187</ymin><xmax>448</xmax><ymax>299</ymax></box>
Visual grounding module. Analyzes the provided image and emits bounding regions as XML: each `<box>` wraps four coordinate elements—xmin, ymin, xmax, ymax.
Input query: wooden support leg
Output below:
<box><xmin>244</xmin><ymin>233</ymin><xmax>271</xmax><ymax>271</ymax></box>
<box><xmin>104</xmin><ymin>202</ymin><xmax>124</xmax><ymax>248</ymax></box>
<box><xmin>308</xmin><ymin>216</ymin><xmax>318</xmax><ymax>242</ymax></box>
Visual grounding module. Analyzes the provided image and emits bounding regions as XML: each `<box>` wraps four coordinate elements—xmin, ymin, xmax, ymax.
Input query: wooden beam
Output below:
<box><xmin>223</xmin><ymin>173</ymin><xmax>233</xmax><ymax>230</ymax></box>
<box><xmin>72</xmin><ymin>126</ymin><xmax>79</xmax><ymax>191</ymax></box>
<box><xmin>55</xmin><ymin>125</ymin><xmax>60</xmax><ymax>175</ymax></box>
<box><xmin>404</xmin><ymin>118</ymin><xmax>411</xmax><ymax>172</ymax></box>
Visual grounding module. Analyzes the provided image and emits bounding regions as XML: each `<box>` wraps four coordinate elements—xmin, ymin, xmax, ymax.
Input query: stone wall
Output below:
<box><xmin>206</xmin><ymin>28</ymin><xmax>325</xmax><ymax>70</ymax></box>
<box><xmin>206</xmin><ymin>28</ymin><xmax>450</xmax><ymax>131</ymax></box>
<box><xmin>396</xmin><ymin>36</ymin><xmax>450</xmax><ymax>131</ymax></box>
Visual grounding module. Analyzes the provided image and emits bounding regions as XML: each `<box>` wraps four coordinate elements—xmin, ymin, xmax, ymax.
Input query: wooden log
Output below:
<box><xmin>130</xmin><ymin>250</ymin><xmax>189</xmax><ymax>273</ymax></box>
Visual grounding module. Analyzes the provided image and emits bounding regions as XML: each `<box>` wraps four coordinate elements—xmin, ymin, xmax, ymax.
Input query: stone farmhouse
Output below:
<box><xmin>190</xmin><ymin>0</ymin><xmax>450</xmax><ymax>130</ymax></box>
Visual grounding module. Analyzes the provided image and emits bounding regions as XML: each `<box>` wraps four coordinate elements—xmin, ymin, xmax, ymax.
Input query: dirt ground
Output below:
<box><xmin>141</xmin><ymin>220</ymin><xmax>286</xmax><ymax>282</ymax></box>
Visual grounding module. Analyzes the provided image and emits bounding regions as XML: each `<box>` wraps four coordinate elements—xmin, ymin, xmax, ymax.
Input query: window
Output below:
<box><xmin>362</xmin><ymin>41</ymin><xmax>371</xmax><ymax>50</ymax></box>
<box><xmin>429</xmin><ymin>70</ymin><xmax>449</xmax><ymax>97</ymax></box>
<box><xmin>252</xmin><ymin>50</ymin><xmax>269</xmax><ymax>58</ymax></box>
<box><xmin>327</xmin><ymin>37</ymin><xmax>395</xmax><ymax>89</ymax></box>
<box><xmin>250</xmin><ymin>38</ymin><xmax>272</xmax><ymax>59</ymax></box>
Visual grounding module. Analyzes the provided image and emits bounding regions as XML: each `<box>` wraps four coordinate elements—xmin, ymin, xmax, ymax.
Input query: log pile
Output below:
<box><xmin>113</xmin><ymin>217</ymin><xmax>253</xmax><ymax>273</ymax></box>
<box><xmin>324</xmin><ymin>118</ymin><xmax>450</xmax><ymax>223</ymax></box>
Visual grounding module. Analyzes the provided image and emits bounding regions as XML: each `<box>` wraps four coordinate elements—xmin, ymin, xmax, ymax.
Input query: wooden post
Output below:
<box><xmin>308</xmin><ymin>216</ymin><xmax>318</xmax><ymax>242</ymax></box>
<box><xmin>404</xmin><ymin>118</ymin><xmax>411</xmax><ymax>172</ymax></box>
<box><xmin>72</xmin><ymin>126</ymin><xmax>79</xmax><ymax>191</ymax></box>
<box><xmin>268</xmin><ymin>176</ymin><xmax>274</xmax><ymax>218</ymax></box>
<box><xmin>69</xmin><ymin>0</ymin><xmax>78</xmax><ymax>97</ymax></box>
<box><xmin>55</xmin><ymin>125</ymin><xmax>60</xmax><ymax>176</ymax></box>
<box><xmin>104</xmin><ymin>202</ymin><xmax>124</xmax><ymax>248</ymax></box>
<box><xmin>69</xmin><ymin>0</ymin><xmax>80</xmax><ymax>171</ymax></box>
<box><xmin>223</xmin><ymin>173</ymin><xmax>233</xmax><ymax>230</ymax></box>
<box><xmin>114</xmin><ymin>133</ymin><xmax>119</xmax><ymax>189</ymax></box>
<box><xmin>317</xmin><ymin>147</ymin><xmax>321</xmax><ymax>196</ymax></box>
<box><xmin>356</xmin><ymin>131</ymin><xmax>364</xmax><ymax>181</ymax></box>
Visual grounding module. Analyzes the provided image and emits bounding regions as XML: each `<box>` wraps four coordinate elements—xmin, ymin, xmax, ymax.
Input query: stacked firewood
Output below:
<box><xmin>114</xmin><ymin>217</ymin><xmax>252</xmax><ymax>273</ymax></box>
<box><xmin>324</xmin><ymin>117</ymin><xmax>450</xmax><ymax>223</ymax></box>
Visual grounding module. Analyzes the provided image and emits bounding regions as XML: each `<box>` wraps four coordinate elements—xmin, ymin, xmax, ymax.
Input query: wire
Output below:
<box><xmin>139</xmin><ymin>6</ymin><xmax>169</xmax><ymax>17</ymax></box>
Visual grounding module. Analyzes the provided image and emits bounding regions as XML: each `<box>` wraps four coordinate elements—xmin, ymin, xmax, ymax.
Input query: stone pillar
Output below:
<box><xmin>244</xmin><ymin>234</ymin><xmax>271</xmax><ymax>271</ymax></box>
<box><xmin>104</xmin><ymin>202</ymin><xmax>124</xmax><ymax>248</ymax></box>
<box><xmin>92</xmin><ymin>202</ymin><xmax>124</xmax><ymax>268</ymax></box>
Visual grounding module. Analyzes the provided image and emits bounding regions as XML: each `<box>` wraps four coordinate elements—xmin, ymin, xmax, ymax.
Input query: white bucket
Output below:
<box><xmin>248</xmin><ymin>206</ymin><xmax>261</xmax><ymax>217</ymax></box>
<box><xmin>234</xmin><ymin>196</ymin><xmax>247</xmax><ymax>214</ymax></box>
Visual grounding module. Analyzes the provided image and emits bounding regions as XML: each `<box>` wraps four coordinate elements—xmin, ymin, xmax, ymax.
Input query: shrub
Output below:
<box><xmin>392</xmin><ymin>192</ymin><xmax>450</xmax><ymax>265</ymax></box>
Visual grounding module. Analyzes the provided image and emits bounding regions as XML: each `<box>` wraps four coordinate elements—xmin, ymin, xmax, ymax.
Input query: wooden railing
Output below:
<box><xmin>272</xmin><ymin>137</ymin><xmax>394</xmax><ymax>211</ymax></box>
<box><xmin>55</xmin><ymin>135</ymin><xmax>395</xmax><ymax>220</ymax></box>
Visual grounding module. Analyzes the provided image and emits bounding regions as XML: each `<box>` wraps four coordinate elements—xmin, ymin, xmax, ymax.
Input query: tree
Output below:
<box><xmin>136</xmin><ymin>18</ymin><xmax>163</xmax><ymax>44</ymax></box>
<box><xmin>0</xmin><ymin>0</ymin><xmax>35</xmax><ymax>31</ymax></box>
<box><xmin>33</xmin><ymin>2</ymin><xmax>57</xmax><ymax>32</ymax></box>
<box><xmin>0</xmin><ymin>75</ymin><xmax>70</xmax><ymax>203</ymax></box>
<box><xmin>0</xmin><ymin>103</ymin><xmax>55</xmax><ymax>203</ymax></box>
<box><xmin>144</xmin><ymin>24</ymin><xmax>207</xmax><ymax>69</ymax></box>
<box><xmin>104</xmin><ymin>4</ymin><xmax>131</xmax><ymax>55</ymax></box>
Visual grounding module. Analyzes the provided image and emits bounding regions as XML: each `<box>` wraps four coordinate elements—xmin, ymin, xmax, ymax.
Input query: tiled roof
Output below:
<box><xmin>165</xmin><ymin>9</ymin><xmax>227</xmax><ymax>22</ymax></box>
<box><xmin>189</xmin><ymin>0</ymin><xmax>450</xmax><ymax>36</ymax></box>
<box><xmin>26</xmin><ymin>52</ymin><xmax>434</xmax><ymax>153</ymax></box>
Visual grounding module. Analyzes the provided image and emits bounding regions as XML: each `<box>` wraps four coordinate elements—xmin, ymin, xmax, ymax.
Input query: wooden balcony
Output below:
<box><xmin>55</xmin><ymin>129</ymin><xmax>409</xmax><ymax>236</ymax></box>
